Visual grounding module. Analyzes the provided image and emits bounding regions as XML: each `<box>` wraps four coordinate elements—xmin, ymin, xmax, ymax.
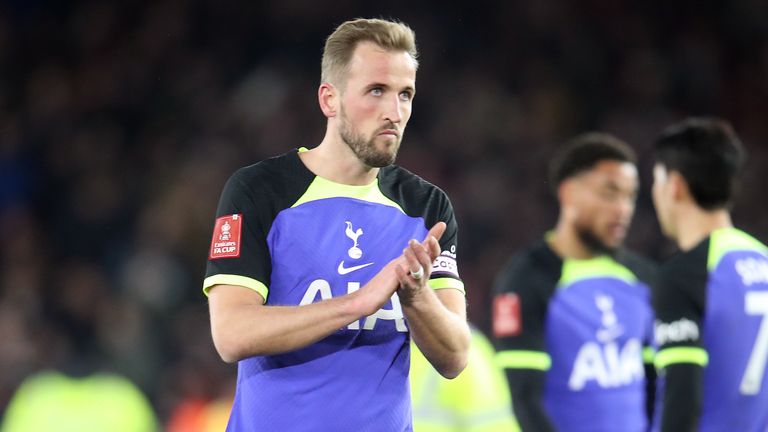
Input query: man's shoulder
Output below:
<box><xmin>513</xmin><ymin>242</ymin><xmax>561</xmax><ymax>275</ymax></box>
<box><xmin>378</xmin><ymin>164</ymin><xmax>454</xmax><ymax>221</ymax></box>
<box><xmin>655</xmin><ymin>242</ymin><xmax>710</xmax><ymax>300</ymax></box>
<box><xmin>222</xmin><ymin>150</ymin><xmax>314</xmax><ymax>210</ymax></box>
<box><xmin>614</xmin><ymin>248</ymin><xmax>659</xmax><ymax>286</ymax></box>
<box><xmin>660</xmin><ymin>240</ymin><xmax>709</xmax><ymax>278</ymax></box>
<box><xmin>380</xmin><ymin>164</ymin><xmax>448</xmax><ymax>197</ymax></box>
<box><xmin>494</xmin><ymin>241</ymin><xmax>562</xmax><ymax>294</ymax></box>
<box><xmin>232</xmin><ymin>150</ymin><xmax>306</xmax><ymax>184</ymax></box>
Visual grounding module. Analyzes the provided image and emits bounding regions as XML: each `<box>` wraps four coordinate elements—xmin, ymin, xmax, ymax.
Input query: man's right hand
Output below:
<box><xmin>350</xmin><ymin>258</ymin><xmax>404</xmax><ymax>317</ymax></box>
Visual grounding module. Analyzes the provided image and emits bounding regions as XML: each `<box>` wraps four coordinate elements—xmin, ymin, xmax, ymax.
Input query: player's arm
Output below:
<box><xmin>208</xmin><ymin>259</ymin><xmax>402</xmax><ymax>362</ymax></box>
<box><xmin>657</xmin><ymin>364</ymin><xmax>703</xmax><ymax>432</ymax></box>
<box><xmin>492</xmin><ymin>255</ymin><xmax>556</xmax><ymax>432</ymax></box>
<box><xmin>503</xmin><ymin>369</ymin><xmax>551</xmax><ymax>432</ymax></box>
<box><xmin>626</xmin><ymin>252</ymin><xmax>661</xmax><ymax>423</ymax></box>
<box><xmin>643</xmin><ymin>333</ymin><xmax>658</xmax><ymax>423</ymax></box>
<box><xmin>398</xmin><ymin>222</ymin><xmax>471</xmax><ymax>379</ymax></box>
<box><xmin>642</xmin><ymin>277</ymin><xmax>659</xmax><ymax>424</ymax></box>
<box><xmin>652</xmin><ymin>257</ymin><xmax>707</xmax><ymax>432</ymax></box>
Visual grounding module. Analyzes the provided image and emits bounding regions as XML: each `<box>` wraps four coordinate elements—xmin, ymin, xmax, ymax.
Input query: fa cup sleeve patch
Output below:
<box><xmin>209</xmin><ymin>214</ymin><xmax>242</xmax><ymax>259</ymax></box>
<box><xmin>493</xmin><ymin>293</ymin><xmax>522</xmax><ymax>337</ymax></box>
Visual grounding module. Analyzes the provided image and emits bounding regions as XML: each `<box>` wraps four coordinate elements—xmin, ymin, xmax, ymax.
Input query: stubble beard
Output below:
<box><xmin>575</xmin><ymin>222</ymin><xmax>618</xmax><ymax>256</ymax></box>
<box><xmin>339</xmin><ymin>107</ymin><xmax>400</xmax><ymax>168</ymax></box>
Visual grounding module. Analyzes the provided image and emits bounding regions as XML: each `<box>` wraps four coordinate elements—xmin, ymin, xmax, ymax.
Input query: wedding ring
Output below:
<box><xmin>410</xmin><ymin>266</ymin><xmax>424</xmax><ymax>280</ymax></box>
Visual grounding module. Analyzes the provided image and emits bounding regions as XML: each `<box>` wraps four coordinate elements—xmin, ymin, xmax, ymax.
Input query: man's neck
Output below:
<box><xmin>549</xmin><ymin>221</ymin><xmax>599</xmax><ymax>260</ymax></box>
<box><xmin>674</xmin><ymin>205</ymin><xmax>732</xmax><ymax>251</ymax></box>
<box><xmin>299</xmin><ymin>133</ymin><xmax>379</xmax><ymax>185</ymax></box>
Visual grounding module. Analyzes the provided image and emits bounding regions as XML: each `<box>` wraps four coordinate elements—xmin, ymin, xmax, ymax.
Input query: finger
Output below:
<box><xmin>392</xmin><ymin>255</ymin><xmax>407</xmax><ymax>269</ymax></box>
<box><xmin>409</xmin><ymin>239</ymin><xmax>433</xmax><ymax>274</ymax></box>
<box><xmin>421</xmin><ymin>223</ymin><xmax>445</xmax><ymax>261</ymax></box>
<box><xmin>424</xmin><ymin>235</ymin><xmax>441</xmax><ymax>261</ymax></box>
<box><xmin>403</xmin><ymin>246</ymin><xmax>421</xmax><ymax>274</ymax></box>
<box><xmin>394</xmin><ymin>263</ymin><xmax>413</xmax><ymax>288</ymax></box>
<box><xmin>424</xmin><ymin>222</ymin><xmax>446</xmax><ymax>243</ymax></box>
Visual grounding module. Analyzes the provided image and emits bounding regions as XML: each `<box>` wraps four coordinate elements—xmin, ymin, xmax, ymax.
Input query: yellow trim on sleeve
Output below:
<box><xmin>654</xmin><ymin>347</ymin><xmax>709</xmax><ymax>369</ymax></box>
<box><xmin>203</xmin><ymin>274</ymin><xmax>268</xmax><ymax>303</ymax></box>
<box><xmin>428</xmin><ymin>277</ymin><xmax>465</xmax><ymax>294</ymax></box>
<box><xmin>496</xmin><ymin>350</ymin><xmax>552</xmax><ymax>371</ymax></box>
<box><xmin>643</xmin><ymin>347</ymin><xmax>656</xmax><ymax>364</ymax></box>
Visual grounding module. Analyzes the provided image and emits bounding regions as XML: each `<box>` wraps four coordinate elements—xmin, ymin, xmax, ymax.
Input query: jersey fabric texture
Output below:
<box><xmin>203</xmin><ymin>149</ymin><xmax>464</xmax><ymax>432</ymax></box>
<box><xmin>493</xmin><ymin>240</ymin><xmax>656</xmax><ymax>432</ymax></box>
<box><xmin>652</xmin><ymin>228</ymin><xmax>768</xmax><ymax>432</ymax></box>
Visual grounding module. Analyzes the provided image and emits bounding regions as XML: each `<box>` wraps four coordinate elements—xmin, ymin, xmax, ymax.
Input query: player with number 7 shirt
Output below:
<box><xmin>650</xmin><ymin>118</ymin><xmax>768</xmax><ymax>431</ymax></box>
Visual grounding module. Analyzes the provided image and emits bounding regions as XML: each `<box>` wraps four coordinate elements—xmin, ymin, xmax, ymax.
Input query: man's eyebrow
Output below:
<box><xmin>364</xmin><ymin>82</ymin><xmax>388</xmax><ymax>89</ymax></box>
<box><xmin>603</xmin><ymin>179</ymin><xmax>638</xmax><ymax>194</ymax></box>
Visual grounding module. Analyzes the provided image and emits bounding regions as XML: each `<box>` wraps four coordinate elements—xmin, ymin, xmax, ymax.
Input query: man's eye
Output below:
<box><xmin>399</xmin><ymin>91</ymin><xmax>412</xmax><ymax>101</ymax></box>
<box><xmin>370</xmin><ymin>88</ymin><xmax>383</xmax><ymax>96</ymax></box>
<box><xmin>599</xmin><ymin>189</ymin><xmax>620</xmax><ymax>201</ymax></box>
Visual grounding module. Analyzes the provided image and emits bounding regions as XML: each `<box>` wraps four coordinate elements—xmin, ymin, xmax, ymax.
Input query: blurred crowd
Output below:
<box><xmin>1</xmin><ymin>0</ymin><xmax>767</xmax><ymax>426</ymax></box>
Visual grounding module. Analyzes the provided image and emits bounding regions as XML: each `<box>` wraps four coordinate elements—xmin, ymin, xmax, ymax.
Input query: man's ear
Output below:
<box><xmin>558</xmin><ymin>179</ymin><xmax>579</xmax><ymax>221</ymax></box>
<box><xmin>669</xmin><ymin>171</ymin><xmax>692</xmax><ymax>203</ymax></box>
<box><xmin>318</xmin><ymin>83</ymin><xmax>338</xmax><ymax>118</ymax></box>
<box><xmin>558</xmin><ymin>179</ymin><xmax>575</xmax><ymax>207</ymax></box>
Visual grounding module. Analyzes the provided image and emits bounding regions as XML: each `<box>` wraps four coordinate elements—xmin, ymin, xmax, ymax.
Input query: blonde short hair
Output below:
<box><xmin>321</xmin><ymin>18</ymin><xmax>418</xmax><ymax>89</ymax></box>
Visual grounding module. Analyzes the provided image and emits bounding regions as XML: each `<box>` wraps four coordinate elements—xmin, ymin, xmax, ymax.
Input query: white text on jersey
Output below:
<box><xmin>568</xmin><ymin>339</ymin><xmax>644</xmax><ymax>391</ymax></box>
<box><xmin>300</xmin><ymin>279</ymin><xmax>407</xmax><ymax>332</ymax></box>
<box><xmin>655</xmin><ymin>318</ymin><xmax>700</xmax><ymax>346</ymax></box>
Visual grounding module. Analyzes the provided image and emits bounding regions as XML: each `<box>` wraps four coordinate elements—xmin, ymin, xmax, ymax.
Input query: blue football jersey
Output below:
<box><xmin>493</xmin><ymin>241</ymin><xmax>656</xmax><ymax>432</ymax></box>
<box><xmin>204</xmin><ymin>150</ymin><xmax>464</xmax><ymax>432</ymax></box>
<box><xmin>653</xmin><ymin>228</ymin><xmax>768</xmax><ymax>431</ymax></box>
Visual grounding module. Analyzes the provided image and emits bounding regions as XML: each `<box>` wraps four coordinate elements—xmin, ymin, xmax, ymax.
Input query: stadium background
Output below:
<box><xmin>1</xmin><ymin>0</ymin><xmax>767</xmax><ymax>424</ymax></box>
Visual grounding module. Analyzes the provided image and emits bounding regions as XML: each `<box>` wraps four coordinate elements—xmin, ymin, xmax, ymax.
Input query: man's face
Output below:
<box><xmin>569</xmin><ymin>160</ymin><xmax>639</xmax><ymax>253</ymax></box>
<box><xmin>337</xmin><ymin>41</ymin><xmax>416</xmax><ymax>167</ymax></box>
<box><xmin>651</xmin><ymin>163</ymin><xmax>675</xmax><ymax>237</ymax></box>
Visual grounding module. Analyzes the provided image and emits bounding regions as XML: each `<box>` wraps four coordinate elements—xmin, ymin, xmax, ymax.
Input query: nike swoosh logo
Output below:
<box><xmin>337</xmin><ymin>261</ymin><xmax>374</xmax><ymax>275</ymax></box>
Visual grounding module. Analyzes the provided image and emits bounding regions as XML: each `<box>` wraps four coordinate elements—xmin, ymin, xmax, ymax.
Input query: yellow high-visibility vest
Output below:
<box><xmin>410</xmin><ymin>329</ymin><xmax>521</xmax><ymax>432</ymax></box>
<box><xmin>1</xmin><ymin>371</ymin><xmax>157</xmax><ymax>432</ymax></box>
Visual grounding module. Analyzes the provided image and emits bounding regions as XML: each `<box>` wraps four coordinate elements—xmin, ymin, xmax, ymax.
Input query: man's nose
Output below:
<box><xmin>383</xmin><ymin>95</ymin><xmax>404</xmax><ymax>124</ymax></box>
<box><xmin>616</xmin><ymin>196</ymin><xmax>635</xmax><ymax>219</ymax></box>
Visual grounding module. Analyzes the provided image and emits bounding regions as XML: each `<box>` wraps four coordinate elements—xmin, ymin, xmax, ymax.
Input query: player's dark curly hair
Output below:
<box><xmin>654</xmin><ymin>117</ymin><xmax>746</xmax><ymax>210</ymax></box>
<box><xmin>548</xmin><ymin>132</ymin><xmax>636</xmax><ymax>195</ymax></box>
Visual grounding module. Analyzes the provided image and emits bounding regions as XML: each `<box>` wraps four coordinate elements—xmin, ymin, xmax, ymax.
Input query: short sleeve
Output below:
<box><xmin>203</xmin><ymin>171</ymin><xmax>273</xmax><ymax>301</ymax></box>
<box><xmin>652</xmin><ymin>249</ymin><xmax>709</xmax><ymax>370</ymax></box>
<box><xmin>492</xmin><ymin>249</ymin><xmax>559</xmax><ymax>372</ymax></box>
